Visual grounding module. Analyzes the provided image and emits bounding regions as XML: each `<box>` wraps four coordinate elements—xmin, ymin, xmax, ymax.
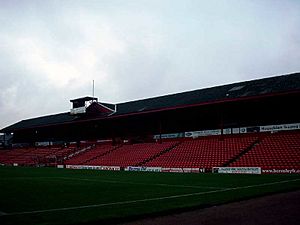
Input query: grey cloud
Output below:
<box><xmin>0</xmin><ymin>0</ymin><xmax>300</xmax><ymax>129</ymax></box>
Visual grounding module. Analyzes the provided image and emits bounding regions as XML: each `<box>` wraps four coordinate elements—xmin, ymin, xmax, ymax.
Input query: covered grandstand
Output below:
<box><xmin>1</xmin><ymin>72</ymin><xmax>300</xmax><ymax>173</ymax></box>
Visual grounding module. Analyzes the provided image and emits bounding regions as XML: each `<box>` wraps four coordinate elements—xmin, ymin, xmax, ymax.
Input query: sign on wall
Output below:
<box><xmin>213</xmin><ymin>167</ymin><xmax>261</xmax><ymax>174</ymax></box>
<box><xmin>260</xmin><ymin>123</ymin><xmax>300</xmax><ymax>132</ymax></box>
<box><xmin>66</xmin><ymin>165</ymin><xmax>120</xmax><ymax>171</ymax></box>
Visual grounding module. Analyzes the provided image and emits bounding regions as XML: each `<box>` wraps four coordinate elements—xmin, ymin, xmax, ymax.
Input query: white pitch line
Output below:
<box><xmin>3</xmin><ymin>178</ymin><xmax>300</xmax><ymax>217</ymax></box>
<box><xmin>0</xmin><ymin>176</ymin><xmax>222</xmax><ymax>190</ymax></box>
<box><xmin>0</xmin><ymin>177</ymin><xmax>52</xmax><ymax>180</ymax></box>
<box><xmin>0</xmin><ymin>211</ymin><xmax>7</xmax><ymax>216</ymax></box>
<box><xmin>56</xmin><ymin>177</ymin><xmax>223</xmax><ymax>190</ymax></box>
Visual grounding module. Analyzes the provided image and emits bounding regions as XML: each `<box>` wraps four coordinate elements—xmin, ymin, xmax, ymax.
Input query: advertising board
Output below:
<box><xmin>66</xmin><ymin>165</ymin><xmax>120</xmax><ymax>171</ymax></box>
<box><xmin>260</xmin><ymin>123</ymin><xmax>300</xmax><ymax>132</ymax></box>
<box><xmin>185</xmin><ymin>129</ymin><xmax>221</xmax><ymax>138</ymax></box>
<box><xmin>213</xmin><ymin>167</ymin><xmax>261</xmax><ymax>174</ymax></box>
<box><xmin>262</xmin><ymin>168</ymin><xmax>300</xmax><ymax>174</ymax></box>
<box><xmin>125</xmin><ymin>166</ymin><xmax>162</xmax><ymax>172</ymax></box>
<box><xmin>161</xmin><ymin>167</ymin><xmax>205</xmax><ymax>173</ymax></box>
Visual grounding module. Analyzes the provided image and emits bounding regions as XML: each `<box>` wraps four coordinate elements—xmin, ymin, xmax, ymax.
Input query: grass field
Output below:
<box><xmin>0</xmin><ymin>166</ymin><xmax>299</xmax><ymax>225</ymax></box>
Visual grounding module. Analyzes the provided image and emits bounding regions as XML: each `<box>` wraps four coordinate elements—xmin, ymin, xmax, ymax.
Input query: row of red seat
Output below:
<box><xmin>0</xmin><ymin>131</ymin><xmax>299</xmax><ymax>170</ymax></box>
<box><xmin>65</xmin><ymin>144</ymin><xmax>116</xmax><ymax>165</ymax></box>
<box><xmin>144</xmin><ymin>136</ymin><xmax>257</xmax><ymax>169</ymax></box>
<box><xmin>0</xmin><ymin>146</ymin><xmax>76</xmax><ymax>166</ymax></box>
<box><xmin>87</xmin><ymin>142</ymin><xmax>178</xmax><ymax>167</ymax></box>
<box><xmin>230</xmin><ymin>132</ymin><xmax>300</xmax><ymax>170</ymax></box>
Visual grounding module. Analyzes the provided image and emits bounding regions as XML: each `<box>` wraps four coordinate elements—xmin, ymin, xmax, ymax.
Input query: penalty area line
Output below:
<box><xmin>0</xmin><ymin>211</ymin><xmax>8</xmax><ymax>216</ymax></box>
<box><xmin>56</xmin><ymin>177</ymin><xmax>223</xmax><ymax>190</ymax></box>
<box><xmin>0</xmin><ymin>176</ymin><xmax>223</xmax><ymax>190</ymax></box>
<box><xmin>3</xmin><ymin>178</ymin><xmax>300</xmax><ymax>216</ymax></box>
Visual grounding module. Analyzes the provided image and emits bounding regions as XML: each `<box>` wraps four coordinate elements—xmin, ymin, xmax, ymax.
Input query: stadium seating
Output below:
<box><xmin>0</xmin><ymin>131</ymin><xmax>299</xmax><ymax>171</ymax></box>
<box><xmin>230</xmin><ymin>131</ymin><xmax>300</xmax><ymax>170</ymax></box>
<box><xmin>87</xmin><ymin>141</ymin><xmax>178</xmax><ymax>167</ymax></box>
<box><xmin>0</xmin><ymin>146</ymin><xmax>77</xmax><ymax>166</ymax></box>
<box><xmin>0</xmin><ymin>148</ymin><xmax>36</xmax><ymax>165</ymax></box>
<box><xmin>144</xmin><ymin>135</ymin><xmax>257</xmax><ymax>169</ymax></box>
<box><xmin>65</xmin><ymin>144</ymin><xmax>116</xmax><ymax>165</ymax></box>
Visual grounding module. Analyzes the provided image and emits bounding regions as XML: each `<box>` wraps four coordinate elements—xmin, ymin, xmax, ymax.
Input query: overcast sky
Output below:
<box><xmin>0</xmin><ymin>0</ymin><xmax>300</xmax><ymax>129</ymax></box>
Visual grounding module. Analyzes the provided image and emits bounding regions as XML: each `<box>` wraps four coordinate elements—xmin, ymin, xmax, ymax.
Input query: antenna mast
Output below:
<box><xmin>92</xmin><ymin>80</ymin><xmax>95</xmax><ymax>101</ymax></box>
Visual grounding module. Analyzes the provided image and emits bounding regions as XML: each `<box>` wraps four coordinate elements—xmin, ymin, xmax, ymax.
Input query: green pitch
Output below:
<box><xmin>0</xmin><ymin>166</ymin><xmax>299</xmax><ymax>225</ymax></box>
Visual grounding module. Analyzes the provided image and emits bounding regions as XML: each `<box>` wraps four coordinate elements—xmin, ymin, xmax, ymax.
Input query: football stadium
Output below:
<box><xmin>0</xmin><ymin>72</ymin><xmax>300</xmax><ymax>225</ymax></box>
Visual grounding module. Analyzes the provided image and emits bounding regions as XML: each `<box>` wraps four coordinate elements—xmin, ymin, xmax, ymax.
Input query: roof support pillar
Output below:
<box><xmin>219</xmin><ymin>106</ymin><xmax>224</xmax><ymax>137</ymax></box>
<box><xmin>159</xmin><ymin>120</ymin><xmax>162</xmax><ymax>144</ymax></box>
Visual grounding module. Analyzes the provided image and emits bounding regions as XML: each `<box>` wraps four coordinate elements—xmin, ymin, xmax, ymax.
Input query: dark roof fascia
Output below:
<box><xmin>107</xmin><ymin>89</ymin><xmax>300</xmax><ymax>119</ymax></box>
<box><xmin>3</xmin><ymin>89</ymin><xmax>299</xmax><ymax>133</ymax></box>
<box><xmin>115</xmin><ymin>72</ymin><xmax>299</xmax><ymax>106</ymax></box>
<box><xmin>0</xmin><ymin>112</ymin><xmax>76</xmax><ymax>133</ymax></box>
<box><xmin>113</xmin><ymin>72</ymin><xmax>300</xmax><ymax>116</ymax></box>
<box><xmin>70</xmin><ymin>96</ymin><xmax>97</xmax><ymax>102</ymax></box>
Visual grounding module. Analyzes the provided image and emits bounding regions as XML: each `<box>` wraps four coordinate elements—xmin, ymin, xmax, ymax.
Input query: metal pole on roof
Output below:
<box><xmin>93</xmin><ymin>80</ymin><xmax>95</xmax><ymax>101</ymax></box>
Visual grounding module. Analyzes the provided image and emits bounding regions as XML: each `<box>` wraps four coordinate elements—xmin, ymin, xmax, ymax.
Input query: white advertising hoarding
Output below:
<box><xmin>185</xmin><ymin>129</ymin><xmax>221</xmax><ymax>138</ymax></box>
<box><xmin>125</xmin><ymin>166</ymin><xmax>162</xmax><ymax>172</ymax></box>
<box><xmin>262</xmin><ymin>168</ymin><xmax>300</xmax><ymax>174</ymax></box>
<box><xmin>161</xmin><ymin>167</ymin><xmax>205</xmax><ymax>173</ymax></box>
<box><xmin>66</xmin><ymin>165</ymin><xmax>120</xmax><ymax>171</ymax></box>
<box><xmin>213</xmin><ymin>167</ymin><xmax>261</xmax><ymax>174</ymax></box>
<box><xmin>260</xmin><ymin>123</ymin><xmax>300</xmax><ymax>132</ymax></box>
